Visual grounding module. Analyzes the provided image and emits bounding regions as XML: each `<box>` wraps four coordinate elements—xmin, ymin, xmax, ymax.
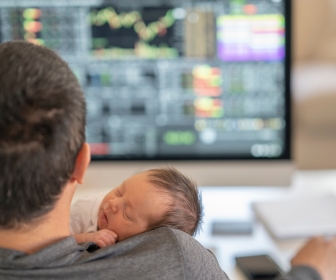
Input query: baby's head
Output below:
<box><xmin>97</xmin><ymin>167</ymin><xmax>203</xmax><ymax>241</ymax></box>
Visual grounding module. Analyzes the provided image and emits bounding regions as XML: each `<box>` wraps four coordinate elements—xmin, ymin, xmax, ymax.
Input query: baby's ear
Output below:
<box><xmin>72</xmin><ymin>143</ymin><xmax>91</xmax><ymax>184</ymax></box>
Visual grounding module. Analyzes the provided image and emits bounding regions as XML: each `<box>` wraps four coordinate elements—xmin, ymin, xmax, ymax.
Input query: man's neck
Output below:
<box><xmin>0</xmin><ymin>182</ymin><xmax>76</xmax><ymax>254</ymax></box>
<box><xmin>0</xmin><ymin>219</ymin><xmax>70</xmax><ymax>254</ymax></box>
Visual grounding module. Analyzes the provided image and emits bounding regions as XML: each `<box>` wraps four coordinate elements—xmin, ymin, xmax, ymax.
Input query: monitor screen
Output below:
<box><xmin>0</xmin><ymin>0</ymin><xmax>291</xmax><ymax>163</ymax></box>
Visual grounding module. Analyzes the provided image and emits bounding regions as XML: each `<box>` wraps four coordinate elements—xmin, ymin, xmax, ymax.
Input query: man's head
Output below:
<box><xmin>0</xmin><ymin>41</ymin><xmax>86</xmax><ymax>229</ymax></box>
<box><xmin>98</xmin><ymin>167</ymin><xmax>203</xmax><ymax>241</ymax></box>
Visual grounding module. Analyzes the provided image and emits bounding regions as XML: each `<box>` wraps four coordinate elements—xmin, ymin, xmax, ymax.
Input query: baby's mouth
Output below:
<box><xmin>101</xmin><ymin>210</ymin><xmax>108</xmax><ymax>225</ymax></box>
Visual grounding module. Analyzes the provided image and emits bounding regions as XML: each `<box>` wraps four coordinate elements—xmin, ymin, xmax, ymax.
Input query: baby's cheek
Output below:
<box><xmin>106</xmin><ymin>224</ymin><xmax>118</xmax><ymax>235</ymax></box>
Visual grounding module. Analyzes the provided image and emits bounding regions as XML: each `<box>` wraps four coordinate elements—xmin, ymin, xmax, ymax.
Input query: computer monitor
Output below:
<box><xmin>0</xmin><ymin>0</ymin><xmax>292</xmax><ymax>187</ymax></box>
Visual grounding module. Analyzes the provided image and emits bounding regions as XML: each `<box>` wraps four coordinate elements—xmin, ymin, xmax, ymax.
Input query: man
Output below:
<box><xmin>0</xmin><ymin>41</ymin><xmax>335</xmax><ymax>280</ymax></box>
<box><xmin>0</xmin><ymin>41</ymin><xmax>228</xmax><ymax>280</ymax></box>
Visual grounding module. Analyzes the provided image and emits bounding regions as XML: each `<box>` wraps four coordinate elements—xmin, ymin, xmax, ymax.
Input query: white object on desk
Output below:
<box><xmin>253</xmin><ymin>194</ymin><xmax>336</xmax><ymax>239</ymax></box>
<box><xmin>194</xmin><ymin>171</ymin><xmax>336</xmax><ymax>280</ymax></box>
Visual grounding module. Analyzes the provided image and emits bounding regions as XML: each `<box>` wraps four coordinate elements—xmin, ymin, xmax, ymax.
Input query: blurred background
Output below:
<box><xmin>292</xmin><ymin>0</ymin><xmax>336</xmax><ymax>169</ymax></box>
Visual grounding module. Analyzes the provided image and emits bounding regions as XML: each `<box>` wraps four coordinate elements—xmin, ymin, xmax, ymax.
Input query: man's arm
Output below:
<box><xmin>275</xmin><ymin>236</ymin><xmax>336</xmax><ymax>280</ymax></box>
<box><xmin>275</xmin><ymin>266</ymin><xmax>321</xmax><ymax>280</ymax></box>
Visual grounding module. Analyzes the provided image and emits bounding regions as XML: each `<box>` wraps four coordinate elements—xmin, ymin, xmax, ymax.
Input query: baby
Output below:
<box><xmin>70</xmin><ymin>167</ymin><xmax>203</xmax><ymax>247</ymax></box>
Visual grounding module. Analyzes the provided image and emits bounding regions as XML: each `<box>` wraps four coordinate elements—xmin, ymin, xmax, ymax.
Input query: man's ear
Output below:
<box><xmin>71</xmin><ymin>143</ymin><xmax>91</xmax><ymax>184</ymax></box>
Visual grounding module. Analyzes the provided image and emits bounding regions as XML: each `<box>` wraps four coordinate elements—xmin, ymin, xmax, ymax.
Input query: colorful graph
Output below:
<box><xmin>23</xmin><ymin>8</ymin><xmax>42</xmax><ymax>33</ymax></box>
<box><xmin>217</xmin><ymin>14</ymin><xmax>285</xmax><ymax>61</ymax></box>
<box><xmin>89</xmin><ymin>6</ymin><xmax>179</xmax><ymax>59</ymax></box>
<box><xmin>24</xmin><ymin>8</ymin><xmax>43</xmax><ymax>45</ymax></box>
<box><xmin>9</xmin><ymin>8</ymin><xmax>44</xmax><ymax>45</ymax></box>
<box><xmin>89</xmin><ymin>7</ymin><xmax>175</xmax><ymax>43</ymax></box>
<box><xmin>182</xmin><ymin>65</ymin><xmax>222</xmax><ymax>97</ymax></box>
<box><xmin>7</xmin><ymin>7</ymin><xmax>76</xmax><ymax>53</ymax></box>
<box><xmin>194</xmin><ymin>97</ymin><xmax>224</xmax><ymax>118</ymax></box>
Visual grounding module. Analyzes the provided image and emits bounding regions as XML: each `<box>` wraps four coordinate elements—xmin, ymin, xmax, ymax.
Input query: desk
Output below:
<box><xmin>195</xmin><ymin>170</ymin><xmax>336</xmax><ymax>280</ymax></box>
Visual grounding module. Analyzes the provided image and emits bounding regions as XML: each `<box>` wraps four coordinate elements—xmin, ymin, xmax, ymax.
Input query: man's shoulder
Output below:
<box><xmin>84</xmin><ymin>228</ymin><xmax>228</xmax><ymax>280</ymax></box>
<box><xmin>0</xmin><ymin>228</ymin><xmax>228</xmax><ymax>280</ymax></box>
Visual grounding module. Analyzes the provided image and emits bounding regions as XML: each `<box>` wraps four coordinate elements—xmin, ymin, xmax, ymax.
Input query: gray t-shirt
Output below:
<box><xmin>0</xmin><ymin>227</ymin><xmax>321</xmax><ymax>280</ymax></box>
<box><xmin>0</xmin><ymin>227</ymin><xmax>229</xmax><ymax>280</ymax></box>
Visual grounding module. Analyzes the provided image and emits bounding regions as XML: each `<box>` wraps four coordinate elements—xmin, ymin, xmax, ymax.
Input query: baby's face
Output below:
<box><xmin>97</xmin><ymin>172</ymin><xmax>166</xmax><ymax>241</ymax></box>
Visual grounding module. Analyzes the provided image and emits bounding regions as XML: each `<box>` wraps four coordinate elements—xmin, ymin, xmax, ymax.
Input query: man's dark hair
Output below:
<box><xmin>0</xmin><ymin>41</ymin><xmax>86</xmax><ymax>229</ymax></box>
<box><xmin>146</xmin><ymin>167</ymin><xmax>203</xmax><ymax>236</ymax></box>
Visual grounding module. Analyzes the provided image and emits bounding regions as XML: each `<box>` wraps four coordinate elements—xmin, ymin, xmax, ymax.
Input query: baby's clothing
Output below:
<box><xmin>70</xmin><ymin>192</ymin><xmax>106</xmax><ymax>234</ymax></box>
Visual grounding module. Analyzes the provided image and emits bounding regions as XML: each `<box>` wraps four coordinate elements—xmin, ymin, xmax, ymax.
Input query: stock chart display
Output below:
<box><xmin>0</xmin><ymin>0</ymin><xmax>289</xmax><ymax>160</ymax></box>
<box><xmin>90</xmin><ymin>6</ymin><xmax>181</xmax><ymax>58</ymax></box>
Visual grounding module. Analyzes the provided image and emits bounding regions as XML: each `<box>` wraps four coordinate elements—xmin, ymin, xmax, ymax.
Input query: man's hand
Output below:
<box><xmin>84</xmin><ymin>229</ymin><xmax>118</xmax><ymax>248</ymax></box>
<box><xmin>291</xmin><ymin>236</ymin><xmax>336</xmax><ymax>280</ymax></box>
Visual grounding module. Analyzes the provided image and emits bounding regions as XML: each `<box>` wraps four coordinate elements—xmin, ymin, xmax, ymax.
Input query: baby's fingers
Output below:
<box><xmin>109</xmin><ymin>231</ymin><xmax>118</xmax><ymax>241</ymax></box>
<box><xmin>95</xmin><ymin>239</ymin><xmax>108</xmax><ymax>248</ymax></box>
<box><xmin>100</xmin><ymin>229</ymin><xmax>118</xmax><ymax>243</ymax></box>
<box><xmin>94</xmin><ymin>234</ymin><xmax>112</xmax><ymax>247</ymax></box>
<box><xmin>103</xmin><ymin>232</ymin><xmax>117</xmax><ymax>245</ymax></box>
<box><xmin>96</xmin><ymin>231</ymin><xmax>117</xmax><ymax>247</ymax></box>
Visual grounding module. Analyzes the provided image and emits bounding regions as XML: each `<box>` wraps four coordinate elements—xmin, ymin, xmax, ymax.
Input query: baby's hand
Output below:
<box><xmin>84</xmin><ymin>229</ymin><xmax>118</xmax><ymax>248</ymax></box>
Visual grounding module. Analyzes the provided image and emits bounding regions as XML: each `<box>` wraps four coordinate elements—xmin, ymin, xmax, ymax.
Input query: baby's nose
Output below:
<box><xmin>103</xmin><ymin>200</ymin><xmax>118</xmax><ymax>214</ymax></box>
<box><xmin>108</xmin><ymin>199</ymin><xmax>118</xmax><ymax>214</ymax></box>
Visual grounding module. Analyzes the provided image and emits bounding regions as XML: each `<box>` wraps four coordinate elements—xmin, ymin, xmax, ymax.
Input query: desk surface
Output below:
<box><xmin>194</xmin><ymin>170</ymin><xmax>336</xmax><ymax>279</ymax></box>
<box><xmin>73</xmin><ymin>170</ymin><xmax>336</xmax><ymax>280</ymax></box>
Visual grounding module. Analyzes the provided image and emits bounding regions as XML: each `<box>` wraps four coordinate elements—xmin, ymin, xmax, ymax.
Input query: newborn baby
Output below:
<box><xmin>70</xmin><ymin>167</ymin><xmax>203</xmax><ymax>247</ymax></box>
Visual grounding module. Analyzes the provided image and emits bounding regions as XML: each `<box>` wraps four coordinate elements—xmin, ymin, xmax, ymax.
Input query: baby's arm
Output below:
<box><xmin>73</xmin><ymin>229</ymin><xmax>118</xmax><ymax>248</ymax></box>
